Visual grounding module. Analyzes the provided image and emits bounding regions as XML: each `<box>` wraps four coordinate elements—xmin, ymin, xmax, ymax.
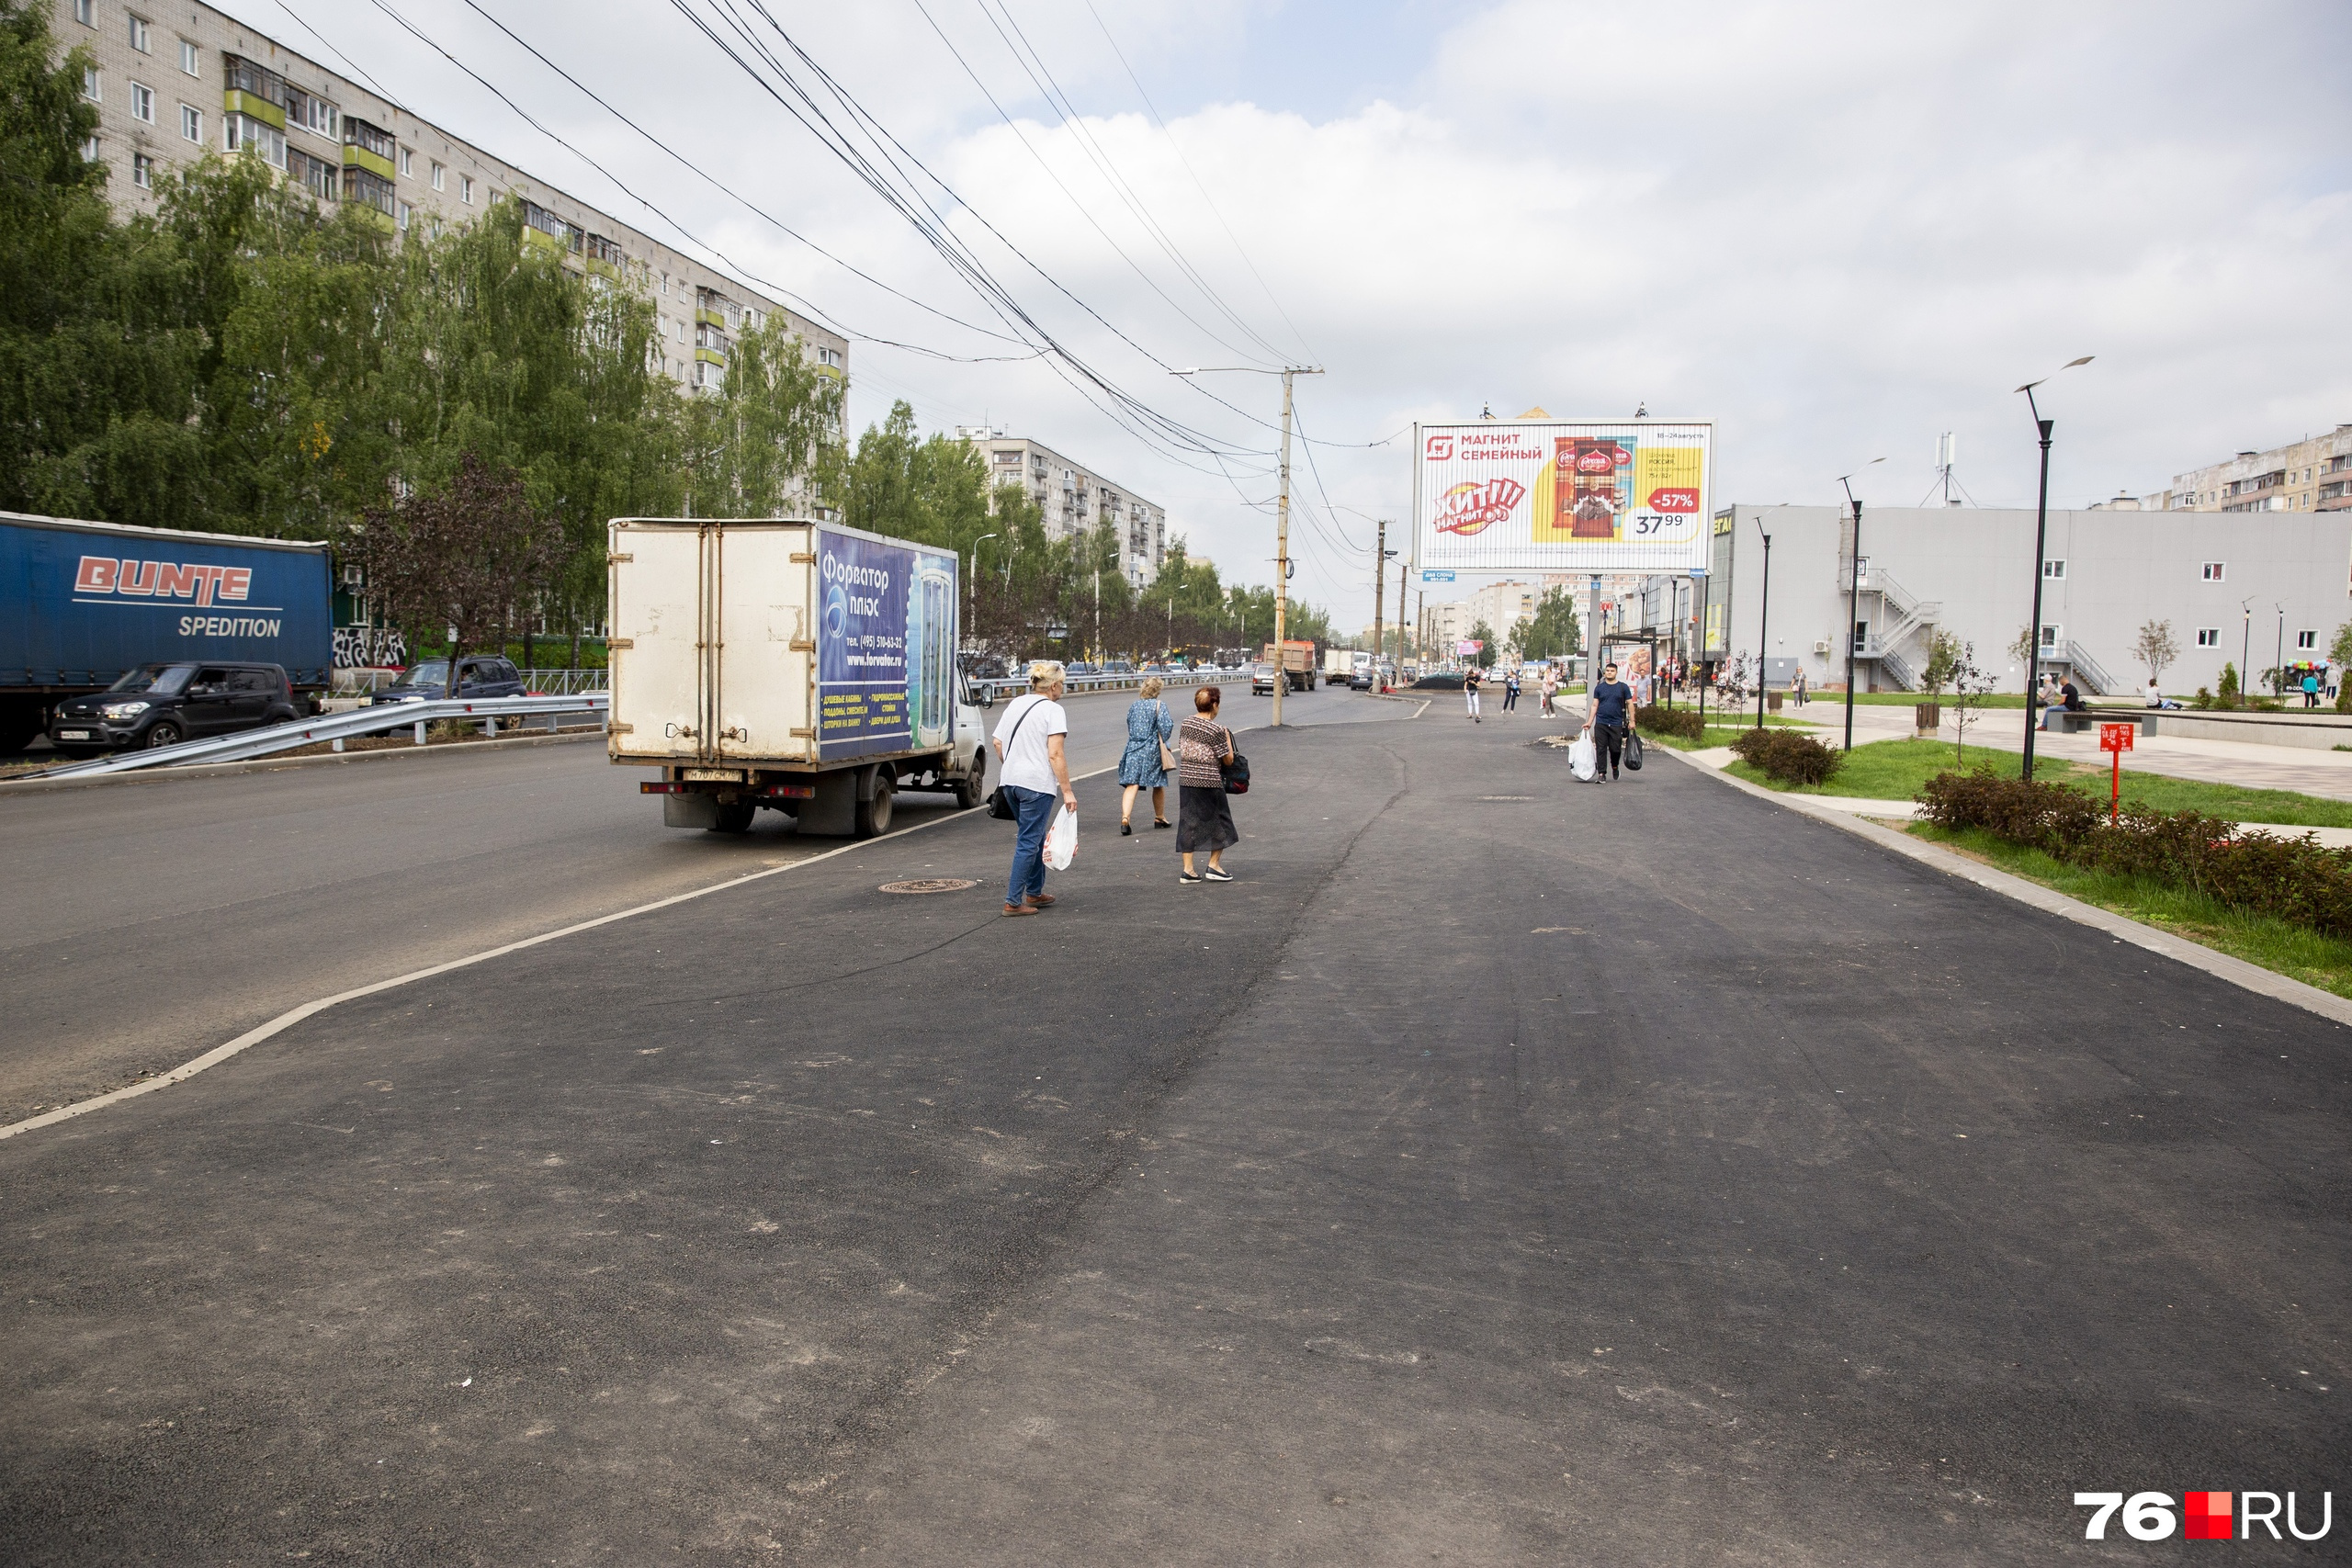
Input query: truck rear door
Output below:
<box><xmin>609</xmin><ymin>520</ymin><xmax>813</xmax><ymax>763</ymax></box>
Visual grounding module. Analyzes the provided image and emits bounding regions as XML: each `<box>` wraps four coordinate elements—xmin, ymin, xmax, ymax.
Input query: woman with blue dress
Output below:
<box><xmin>1117</xmin><ymin>676</ymin><xmax>1176</xmax><ymax>835</ymax></box>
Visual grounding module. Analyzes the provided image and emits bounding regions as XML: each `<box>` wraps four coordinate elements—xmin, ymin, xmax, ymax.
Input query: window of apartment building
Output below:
<box><xmin>430</xmin><ymin>161</ymin><xmax>444</xmax><ymax>191</ymax></box>
<box><xmin>2196</xmin><ymin>627</ymin><xmax>2220</xmax><ymax>648</ymax></box>
<box><xmin>132</xmin><ymin>152</ymin><xmax>153</xmax><ymax>188</ymax></box>
<box><xmin>81</xmin><ymin>133</ymin><xmax>98</xmax><ymax>163</ymax></box>
<box><xmin>180</xmin><ymin>104</ymin><xmax>201</xmax><ymax>142</ymax></box>
<box><xmin>125</xmin><ymin>81</ymin><xmax>154</xmax><ymax>123</ymax></box>
<box><xmin>397</xmin><ymin>200</ymin><xmax>413</xmax><ymax>230</ymax></box>
<box><xmin>180</xmin><ymin>39</ymin><xmax>198</xmax><ymax>75</ymax></box>
<box><xmin>73</xmin><ymin>0</ymin><xmax>93</xmax><ymax>24</ymax></box>
<box><xmin>399</xmin><ymin>146</ymin><xmax>413</xmax><ymax>176</ymax></box>
<box><xmin>2298</xmin><ymin>630</ymin><xmax>2319</xmax><ymax>650</ymax></box>
<box><xmin>129</xmin><ymin>14</ymin><xmax>151</xmax><ymax>51</ymax></box>
<box><xmin>459</xmin><ymin>175</ymin><xmax>473</xmax><ymax>204</ymax></box>
<box><xmin>2200</xmin><ymin>561</ymin><xmax>2226</xmax><ymax>581</ymax></box>
<box><xmin>81</xmin><ymin>65</ymin><xmax>99</xmax><ymax>101</ymax></box>
<box><xmin>2039</xmin><ymin>624</ymin><xmax>2063</xmax><ymax>650</ymax></box>
<box><xmin>816</xmin><ymin>346</ymin><xmax>842</xmax><ymax>367</ymax></box>
<box><xmin>2041</xmin><ymin>558</ymin><xmax>2065</xmax><ymax>579</ymax></box>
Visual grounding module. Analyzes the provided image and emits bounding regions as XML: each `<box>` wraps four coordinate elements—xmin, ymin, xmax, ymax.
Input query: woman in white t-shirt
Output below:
<box><xmin>991</xmin><ymin>661</ymin><xmax>1077</xmax><ymax>917</ymax></box>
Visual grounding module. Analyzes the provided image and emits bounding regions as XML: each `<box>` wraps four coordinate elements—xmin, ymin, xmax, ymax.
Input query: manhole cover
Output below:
<box><xmin>878</xmin><ymin>878</ymin><xmax>978</xmax><ymax>895</ymax></box>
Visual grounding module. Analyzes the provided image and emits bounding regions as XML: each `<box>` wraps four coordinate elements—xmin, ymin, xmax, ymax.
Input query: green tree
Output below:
<box><xmin>0</xmin><ymin>1</ymin><xmax>208</xmax><ymax>527</ymax></box>
<box><xmin>681</xmin><ymin>314</ymin><xmax>843</xmax><ymax>525</ymax></box>
<box><xmin>1467</xmin><ymin>618</ymin><xmax>1498</xmax><ymax>668</ymax></box>
<box><xmin>1510</xmin><ymin>587</ymin><xmax>1581</xmax><ymax>660</ymax></box>
<box><xmin>1920</xmin><ymin>628</ymin><xmax>1962</xmax><ymax>697</ymax></box>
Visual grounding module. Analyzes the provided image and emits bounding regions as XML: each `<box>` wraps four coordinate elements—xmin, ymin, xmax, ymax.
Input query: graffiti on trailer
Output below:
<box><xmin>334</xmin><ymin>625</ymin><xmax>408</xmax><ymax>669</ymax></box>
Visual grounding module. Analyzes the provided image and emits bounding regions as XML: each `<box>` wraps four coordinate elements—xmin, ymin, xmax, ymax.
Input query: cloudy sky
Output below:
<box><xmin>221</xmin><ymin>0</ymin><xmax>2352</xmax><ymax>625</ymax></box>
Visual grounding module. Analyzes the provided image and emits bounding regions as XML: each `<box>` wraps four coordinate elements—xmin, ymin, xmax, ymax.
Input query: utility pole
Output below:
<box><xmin>1370</xmin><ymin>517</ymin><xmax>1386</xmax><ymax>688</ymax></box>
<box><xmin>1396</xmin><ymin>558</ymin><xmax>1409</xmax><ymax>671</ymax></box>
<box><xmin>2016</xmin><ymin>357</ymin><xmax>2092</xmax><ymax>773</ymax></box>
<box><xmin>1838</xmin><ymin>461</ymin><xmax>1885</xmax><ymax>752</ymax></box>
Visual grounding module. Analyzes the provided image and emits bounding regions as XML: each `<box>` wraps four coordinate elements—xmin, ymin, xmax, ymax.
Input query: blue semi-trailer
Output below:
<box><xmin>0</xmin><ymin>511</ymin><xmax>334</xmax><ymax>750</ymax></box>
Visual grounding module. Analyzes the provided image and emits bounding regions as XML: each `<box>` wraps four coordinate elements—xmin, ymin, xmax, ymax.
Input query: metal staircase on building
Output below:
<box><xmin>2063</xmin><ymin>640</ymin><xmax>2119</xmax><ymax>695</ymax></box>
<box><xmin>1835</xmin><ymin>564</ymin><xmax>1942</xmax><ymax>692</ymax></box>
<box><xmin>1877</xmin><ymin>647</ymin><xmax>1920</xmax><ymax>693</ymax></box>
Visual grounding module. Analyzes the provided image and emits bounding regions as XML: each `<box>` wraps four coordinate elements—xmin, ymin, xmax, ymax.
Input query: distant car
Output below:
<box><xmin>1102</xmin><ymin>659</ymin><xmax>1136</xmax><ymax>676</ymax></box>
<box><xmin>1064</xmin><ymin>661</ymin><xmax>1098</xmax><ymax>678</ymax></box>
<box><xmin>1250</xmin><ymin>662</ymin><xmax>1277</xmax><ymax>695</ymax></box>
<box><xmin>1348</xmin><ymin>667</ymin><xmax>1374</xmax><ymax>690</ymax></box>
<box><xmin>368</xmin><ymin>656</ymin><xmax>526</xmax><ymax>705</ymax></box>
<box><xmin>48</xmin><ymin>661</ymin><xmax>300</xmax><ymax>753</ymax></box>
<box><xmin>958</xmin><ymin>652</ymin><xmax>1009</xmax><ymax>682</ymax></box>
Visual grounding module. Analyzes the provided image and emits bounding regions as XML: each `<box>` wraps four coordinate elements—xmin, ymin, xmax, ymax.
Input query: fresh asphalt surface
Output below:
<box><xmin>0</xmin><ymin>685</ymin><xmax>1387</xmax><ymax>1125</ymax></box>
<box><xmin>2</xmin><ymin>697</ymin><xmax>2345</xmax><ymax>1563</ymax></box>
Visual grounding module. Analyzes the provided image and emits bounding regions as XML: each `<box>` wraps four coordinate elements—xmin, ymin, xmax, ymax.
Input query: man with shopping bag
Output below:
<box><xmin>992</xmin><ymin>661</ymin><xmax>1079</xmax><ymax>916</ymax></box>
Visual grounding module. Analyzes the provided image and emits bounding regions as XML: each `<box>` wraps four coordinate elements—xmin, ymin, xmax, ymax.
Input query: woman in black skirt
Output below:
<box><xmin>1176</xmin><ymin>684</ymin><xmax>1238</xmax><ymax>885</ymax></box>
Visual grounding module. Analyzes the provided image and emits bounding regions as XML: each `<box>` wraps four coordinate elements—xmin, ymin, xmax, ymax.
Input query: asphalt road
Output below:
<box><xmin>0</xmin><ymin>684</ymin><xmax>1398</xmax><ymax>1125</ymax></box>
<box><xmin>2</xmin><ymin>702</ymin><xmax>2341</xmax><ymax>1564</ymax></box>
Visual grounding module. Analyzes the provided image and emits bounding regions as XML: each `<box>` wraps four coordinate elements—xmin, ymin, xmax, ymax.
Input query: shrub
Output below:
<box><xmin>1918</xmin><ymin>769</ymin><xmax>2352</xmax><ymax>941</ymax></box>
<box><xmin>1635</xmin><ymin>703</ymin><xmax>1703</xmax><ymax>740</ymax></box>
<box><xmin>2191</xmin><ymin>686</ymin><xmax>2215</xmax><ymax>710</ymax></box>
<box><xmin>1729</xmin><ymin>726</ymin><xmax>1842</xmax><ymax>785</ymax></box>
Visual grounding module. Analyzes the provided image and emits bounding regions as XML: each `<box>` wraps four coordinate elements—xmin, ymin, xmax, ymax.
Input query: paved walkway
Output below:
<box><xmin>1774</xmin><ymin>699</ymin><xmax>2352</xmax><ymax>800</ymax></box>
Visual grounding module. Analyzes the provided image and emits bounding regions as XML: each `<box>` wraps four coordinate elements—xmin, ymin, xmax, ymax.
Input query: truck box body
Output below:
<box><xmin>608</xmin><ymin>516</ymin><xmax>964</xmax><ymax>774</ymax></box>
<box><xmin>0</xmin><ymin>511</ymin><xmax>333</xmax><ymax>741</ymax></box>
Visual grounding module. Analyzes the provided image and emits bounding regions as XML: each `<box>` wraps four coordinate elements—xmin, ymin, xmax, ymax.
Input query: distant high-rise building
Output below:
<box><xmin>2122</xmin><ymin>426</ymin><xmax>2352</xmax><ymax>513</ymax></box>
<box><xmin>958</xmin><ymin>430</ymin><xmax>1167</xmax><ymax>588</ymax></box>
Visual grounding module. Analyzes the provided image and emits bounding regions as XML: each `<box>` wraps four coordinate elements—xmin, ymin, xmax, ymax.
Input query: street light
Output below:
<box><xmin>2241</xmin><ymin>596</ymin><xmax>2254</xmax><ymax>706</ymax></box>
<box><xmin>1838</xmin><ymin>461</ymin><xmax>1886</xmax><ymax>751</ymax></box>
<box><xmin>1174</xmin><ymin>366</ymin><xmax>1322</xmax><ymax>724</ymax></box>
<box><xmin>1755</xmin><ymin>519</ymin><xmax>1774</xmax><ymax>730</ymax></box>
<box><xmin>2273</xmin><ymin>601</ymin><xmax>2285</xmax><ymax>703</ymax></box>
<box><xmin>2017</xmin><ymin>355</ymin><xmax>2094</xmax><ymax>778</ymax></box>
<box><xmin>965</xmin><ymin>532</ymin><xmax>997</xmax><ymax>655</ymax></box>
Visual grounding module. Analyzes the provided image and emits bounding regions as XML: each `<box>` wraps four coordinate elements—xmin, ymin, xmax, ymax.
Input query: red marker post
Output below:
<box><xmin>2099</xmin><ymin>721</ymin><xmax>2135</xmax><ymax>821</ymax></box>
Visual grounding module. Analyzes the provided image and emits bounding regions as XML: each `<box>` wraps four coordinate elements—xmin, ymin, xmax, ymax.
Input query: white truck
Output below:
<box><xmin>606</xmin><ymin>517</ymin><xmax>989</xmax><ymax>837</ymax></box>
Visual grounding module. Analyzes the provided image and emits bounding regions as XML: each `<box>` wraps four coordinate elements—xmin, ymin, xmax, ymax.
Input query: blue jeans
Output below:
<box><xmin>1005</xmin><ymin>784</ymin><xmax>1056</xmax><ymax>906</ymax></box>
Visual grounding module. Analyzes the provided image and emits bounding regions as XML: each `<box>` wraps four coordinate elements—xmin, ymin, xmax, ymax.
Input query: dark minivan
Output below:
<box><xmin>49</xmin><ymin>662</ymin><xmax>300</xmax><ymax>753</ymax></box>
<box><xmin>368</xmin><ymin>657</ymin><xmax>526</xmax><ymax>706</ymax></box>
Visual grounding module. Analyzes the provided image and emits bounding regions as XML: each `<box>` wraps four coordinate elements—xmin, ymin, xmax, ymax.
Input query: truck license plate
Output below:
<box><xmin>58</xmin><ymin>729</ymin><xmax>91</xmax><ymax>740</ymax></box>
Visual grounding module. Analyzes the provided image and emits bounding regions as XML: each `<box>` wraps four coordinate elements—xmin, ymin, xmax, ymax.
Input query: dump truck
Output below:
<box><xmin>1261</xmin><ymin>639</ymin><xmax>1316</xmax><ymax>692</ymax></box>
<box><xmin>607</xmin><ymin>517</ymin><xmax>988</xmax><ymax>837</ymax></box>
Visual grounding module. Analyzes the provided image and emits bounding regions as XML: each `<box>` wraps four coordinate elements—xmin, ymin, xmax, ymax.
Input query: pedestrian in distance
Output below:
<box><xmin>1176</xmin><ymin>685</ymin><xmax>1238</xmax><ymax>884</ymax></box>
<box><xmin>1117</xmin><ymin>676</ymin><xmax>1176</xmax><ymax>835</ymax></box>
<box><xmin>1464</xmin><ymin>665</ymin><xmax>1483</xmax><ymax>722</ymax></box>
<box><xmin>1585</xmin><ymin>660</ymin><xmax>1636</xmax><ymax>782</ymax></box>
<box><xmin>2303</xmin><ymin>669</ymin><xmax>2322</xmax><ymax>708</ymax></box>
<box><xmin>1792</xmin><ymin>667</ymin><xmax>1809</xmax><ymax>707</ymax></box>
<box><xmin>991</xmin><ymin>660</ymin><xmax>1078</xmax><ymax>917</ymax></box>
<box><xmin>1540</xmin><ymin>667</ymin><xmax>1558</xmax><ymax>717</ymax></box>
<box><xmin>1502</xmin><ymin>669</ymin><xmax>1521</xmax><ymax>713</ymax></box>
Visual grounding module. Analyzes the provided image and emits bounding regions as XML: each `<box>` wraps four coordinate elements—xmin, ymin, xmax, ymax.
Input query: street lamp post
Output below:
<box><xmin>1755</xmin><ymin>521</ymin><xmax>1773</xmax><ymax>730</ymax></box>
<box><xmin>2017</xmin><ymin>356</ymin><xmax>2093</xmax><ymax>778</ymax></box>
<box><xmin>2241</xmin><ymin>597</ymin><xmax>2254</xmax><ymax>706</ymax></box>
<box><xmin>966</xmin><ymin>532</ymin><xmax>997</xmax><ymax>657</ymax></box>
<box><xmin>1175</xmin><ymin>364</ymin><xmax>1322</xmax><ymax>724</ymax></box>
<box><xmin>1838</xmin><ymin>463</ymin><xmax>1884</xmax><ymax>752</ymax></box>
<box><xmin>2275</xmin><ymin>602</ymin><xmax>2286</xmax><ymax>703</ymax></box>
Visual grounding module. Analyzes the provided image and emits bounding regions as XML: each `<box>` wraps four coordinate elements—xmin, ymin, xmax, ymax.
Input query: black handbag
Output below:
<box><xmin>985</xmin><ymin>698</ymin><xmax>1040</xmax><ymax>819</ymax></box>
<box><xmin>1623</xmin><ymin>731</ymin><xmax>1645</xmax><ymax>772</ymax></box>
<box><xmin>1220</xmin><ymin>748</ymin><xmax>1250</xmax><ymax>795</ymax></box>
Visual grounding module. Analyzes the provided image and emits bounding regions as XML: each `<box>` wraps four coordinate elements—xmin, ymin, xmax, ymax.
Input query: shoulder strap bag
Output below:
<box><xmin>1219</xmin><ymin>728</ymin><xmax>1250</xmax><ymax>795</ymax></box>
<box><xmin>986</xmin><ymin>698</ymin><xmax>1041</xmax><ymax>819</ymax></box>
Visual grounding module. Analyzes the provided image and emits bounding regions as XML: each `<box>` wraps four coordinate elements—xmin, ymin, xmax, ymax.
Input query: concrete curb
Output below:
<box><xmin>1663</xmin><ymin>745</ymin><xmax>2352</xmax><ymax>1029</ymax></box>
<box><xmin>0</xmin><ymin>726</ymin><xmax>606</xmax><ymax>794</ymax></box>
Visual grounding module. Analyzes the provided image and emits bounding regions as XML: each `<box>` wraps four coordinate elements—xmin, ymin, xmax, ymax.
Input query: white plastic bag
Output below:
<box><xmin>1043</xmin><ymin>804</ymin><xmax>1077</xmax><ymax>870</ymax></box>
<box><xmin>1567</xmin><ymin>734</ymin><xmax>1597</xmax><ymax>783</ymax></box>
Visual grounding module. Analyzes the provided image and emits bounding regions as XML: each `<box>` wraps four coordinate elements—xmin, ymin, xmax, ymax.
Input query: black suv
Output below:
<box><xmin>368</xmin><ymin>656</ymin><xmax>526</xmax><ymax>706</ymax></box>
<box><xmin>49</xmin><ymin>662</ymin><xmax>300</xmax><ymax>753</ymax></box>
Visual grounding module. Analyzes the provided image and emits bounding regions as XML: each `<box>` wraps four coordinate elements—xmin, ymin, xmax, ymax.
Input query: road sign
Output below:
<box><xmin>1421</xmin><ymin>570</ymin><xmax>1456</xmax><ymax>583</ymax></box>
<box><xmin>2100</xmin><ymin>722</ymin><xmax>2134</xmax><ymax>821</ymax></box>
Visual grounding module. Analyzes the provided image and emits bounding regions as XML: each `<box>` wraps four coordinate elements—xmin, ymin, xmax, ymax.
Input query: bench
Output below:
<box><xmin>2047</xmin><ymin>709</ymin><xmax>2151</xmax><ymax>735</ymax></box>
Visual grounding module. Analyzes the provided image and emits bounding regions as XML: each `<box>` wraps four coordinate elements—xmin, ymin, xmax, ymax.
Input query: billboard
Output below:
<box><xmin>814</xmin><ymin>523</ymin><xmax>958</xmax><ymax>761</ymax></box>
<box><xmin>1413</xmin><ymin>420</ymin><xmax>1713</xmax><ymax>572</ymax></box>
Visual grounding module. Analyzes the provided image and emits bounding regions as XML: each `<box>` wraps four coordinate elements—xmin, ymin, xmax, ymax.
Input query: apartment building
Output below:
<box><xmin>51</xmin><ymin>0</ymin><xmax>846</xmax><ymax>400</ymax></box>
<box><xmin>2121</xmin><ymin>425</ymin><xmax>2352</xmax><ymax>513</ymax></box>
<box><xmin>959</xmin><ymin>430</ymin><xmax>1167</xmax><ymax>587</ymax></box>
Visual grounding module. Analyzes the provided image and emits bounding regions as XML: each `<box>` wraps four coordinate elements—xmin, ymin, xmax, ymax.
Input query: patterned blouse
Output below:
<box><xmin>1177</xmin><ymin>715</ymin><xmax>1233</xmax><ymax>788</ymax></box>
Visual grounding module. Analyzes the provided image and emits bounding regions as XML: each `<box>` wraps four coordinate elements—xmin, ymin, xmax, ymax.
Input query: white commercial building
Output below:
<box><xmin>1683</xmin><ymin>505</ymin><xmax>2352</xmax><ymax>697</ymax></box>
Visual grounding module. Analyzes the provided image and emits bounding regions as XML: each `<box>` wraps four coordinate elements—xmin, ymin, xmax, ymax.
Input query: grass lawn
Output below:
<box><xmin>2072</xmin><ymin>768</ymin><xmax>2352</xmax><ymax>829</ymax></box>
<box><xmin>1724</xmin><ymin>738</ymin><xmax>2066</xmax><ymax>797</ymax></box>
<box><xmin>1645</xmin><ymin>721</ymin><xmax>1807</xmax><ymax>752</ymax></box>
<box><xmin>1908</xmin><ymin>822</ymin><xmax>2352</xmax><ymax>1000</ymax></box>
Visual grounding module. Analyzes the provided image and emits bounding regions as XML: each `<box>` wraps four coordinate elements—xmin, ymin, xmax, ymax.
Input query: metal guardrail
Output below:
<box><xmin>15</xmin><ymin>694</ymin><xmax>609</xmax><ymax>781</ymax></box>
<box><xmin>519</xmin><ymin>669</ymin><xmax>611</xmax><ymax>695</ymax></box>
<box><xmin>968</xmin><ymin>670</ymin><xmax>1234</xmax><ymax>705</ymax></box>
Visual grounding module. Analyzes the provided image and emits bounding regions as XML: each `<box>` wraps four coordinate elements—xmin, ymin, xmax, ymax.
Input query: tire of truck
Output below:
<box><xmin>856</xmin><ymin>764</ymin><xmax>895</xmax><ymax>838</ymax></box>
<box><xmin>709</xmin><ymin>799</ymin><xmax>756</xmax><ymax>834</ymax></box>
<box><xmin>953</xmin><ymin>750</ymin><xmax>986</xmax><ymax>809</ymax></box>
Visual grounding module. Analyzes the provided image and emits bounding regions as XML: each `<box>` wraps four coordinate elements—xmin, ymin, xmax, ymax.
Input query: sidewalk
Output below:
<box><xmin>1780</xmin><ymin>700</ymin><xmax>2352</xmax><ymax>801</ymax></box>
<box><xmin>1684</xmin><ymin>743</ymin><xmax>2352</xmax><ymax>843</ymax></box>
